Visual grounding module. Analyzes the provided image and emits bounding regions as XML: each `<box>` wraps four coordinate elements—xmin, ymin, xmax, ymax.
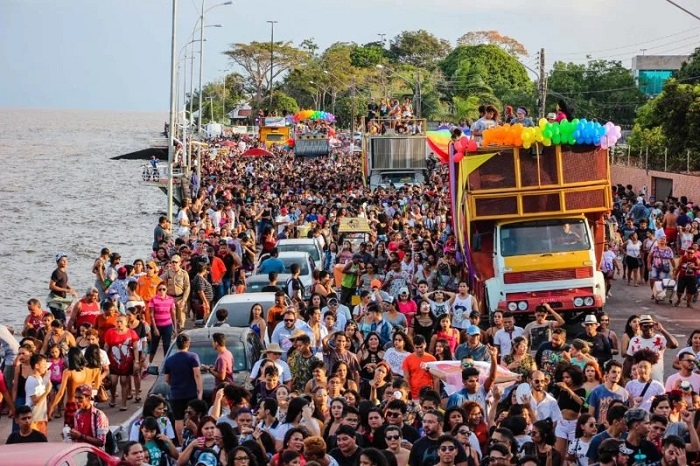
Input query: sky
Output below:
<box><xmin>1</xmin><ymin>0</ymin><xmax>699</xmax><ymax>112</ymax></box>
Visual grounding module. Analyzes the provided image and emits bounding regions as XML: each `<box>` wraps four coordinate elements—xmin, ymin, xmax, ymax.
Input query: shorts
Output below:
<box><xmin>677</xmin><ymin>277</ymin><xmax>697</xmax><ymax>296</ymax></box>
<box><xmin>625</xmin><ymin>256</ymin><xmax>641</xmax><ymax>270</ymax></box>
<box><xmin>171</xmin><ymin>398</ymin><xmax>193</xmax><ymax>421</ymax></box>
<box><xmin>555</xmin><ymin>418</ymin><xmax>577</xmax><ymax>441</ymax></box>
<box><xmin>650</xmin><ymin>267</ymin><xmax>670</xmax><ymax>280</ymax></box>
<box><xmin>51</xmin><ymin>381</ymin><xmax>61</xmax><ymax>392</ymax></box>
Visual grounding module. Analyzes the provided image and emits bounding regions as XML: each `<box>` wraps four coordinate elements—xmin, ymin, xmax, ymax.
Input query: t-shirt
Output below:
<box><xmin>6</xmin><ymin>429</ymin><xmax>48</xmax><ymax>444</ymax></box>
<box><xmin>103</xmin><ymin>328</ymin><xmax>139</xmax><ymax>374</ymax></box>
<box><xmin>50</xmin><ymin>269</ymin><xmax>69</xmax><ymax>298</ymax></box>
<box><xmin>627</xmin><ymin>334</ymin><xmax>668</xmax><ymax>381</ymax></box>
<box><xmin>493</xmin><ymin>327</ymin><xmax>524</xmax><ymax>355</ymax></box>
<box><xmin>329</xmin><ymin>446</ymin><xmax>364</xmax><ymax>466</ymax></box>
<box><xmin>588</xmin><ymin>384</ymin><xmax>629</xmax><ymax>423</ymax></box>
<box><xmin>402</xmin><ymin>352</ymin><xmax>436</xmax><ymax>399</ymax></box>
<box><xmin>163</xmin><ymin>351</ymin><xmax>201</xmax><ymax>400</ymax></box>
<box><xmin>25</xmin><ymin>374</ymin><xmax>49</xmax><ymax>423</ymax></box>
<box><xmin>567</xmin><ymin>437</ymin><xmax>591</xmax><ymax>466</ymax></box>
<box><xmin>214</xmin><ymin>349</ymin><xmax>234</xmax><ymax>385</ymax></box>
<box><xmin>665</xmin><ymin>372</ymin><xmax>700</xmax><ymax>393</ymax></box>
<box><xmin>144</xmin><ymin>440</ymin><xmax>165</xmax><ymax>466</ymax></box>
<box><xmin>523</xmin><ymin>321</ymin><xmax>555</xmax><ymax>351</ymax></box>
<box><xmin>625</xmin><ymin>379</ymin><xmax>666</xmax><ymax>411</ymax></box>
<box><xmin>624</xmin><ymin>438</ymin><xmax>661</xmax><ymax>464</ymax></box>
<box><xmin>447</xmin><ymin>386</ymin><xmax>489</xmax><ymax>416</ymax></box>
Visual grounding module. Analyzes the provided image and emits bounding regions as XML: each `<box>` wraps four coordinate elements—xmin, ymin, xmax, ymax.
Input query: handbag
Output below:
<box><xmin>95</xmin><ymin>385</ymin><xmax>109</xmax><ymax>402</ymax></box>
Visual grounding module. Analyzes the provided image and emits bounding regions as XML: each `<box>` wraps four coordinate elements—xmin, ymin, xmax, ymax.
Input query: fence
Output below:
<box><xmin>610</xmin><ymin>145</ymin><xmax>700</xmax><ymax>173</ymax></box>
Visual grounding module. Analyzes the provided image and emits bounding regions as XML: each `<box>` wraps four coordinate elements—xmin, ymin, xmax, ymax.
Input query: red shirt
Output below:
<box><xmin>75</xmin><ymin>298</ymin><xmax>101</xmax><ymax>328</ymax></box>
<box><xmin>73</xmin><ymin>406</ymin><xmax>109</xmax><ymax>448</ymax></box>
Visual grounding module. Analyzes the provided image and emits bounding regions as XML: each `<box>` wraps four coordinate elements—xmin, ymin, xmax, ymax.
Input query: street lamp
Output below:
<box><xmin>166</xmin><ymin>0</ymin><xmax>178</xmax><ymax>223</ymax></box>
<box><xmin>375</xmin><ymin>64</ymin><xmax>422</xmax><ymax>118</ymax></box>
<box><xmin>267</xmin><ymin>20</ymin><xmax>278</xmax><ymax>111</ymax></box>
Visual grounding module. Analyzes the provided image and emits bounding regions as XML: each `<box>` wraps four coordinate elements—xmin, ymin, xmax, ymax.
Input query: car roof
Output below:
<box><xmin>277</xmin><ymin>251</ymin><xmax>311</xmax><ymax>258</ymax></box>
<box><xmin>278</xmin><ymin>239</ymin><xmax>317</xmax><ymax>245</ymax></box>
<box><xmin>0</xmin><ymin>442</ymin><xmax>118</xmax><ymax>464</ymax></box>
<box><xmin>215</xmin><ymin>292</ymin><xmax>278</xmax><ymax>305</ymax></box>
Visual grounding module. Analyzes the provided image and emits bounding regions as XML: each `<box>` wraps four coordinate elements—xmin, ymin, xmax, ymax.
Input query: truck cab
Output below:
<box><xmin>362</xmin><ymin>118</ymin><xmax>427</xmax><ymax>189</ymax></box>
<box><xmin>259</xmin><ymin>117</ymin><xmax>290</xmax><ymax>149</ymax></box>
<box><xmin>453</xmin><ymin>144</ymin><xmax>611</xmax><ymax>320</ymax></box>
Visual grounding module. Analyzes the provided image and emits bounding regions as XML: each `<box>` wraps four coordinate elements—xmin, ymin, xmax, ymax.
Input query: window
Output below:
<box><xmin>500</xmin><ymin>219</ymin><xmax>590</xmax><ymax>257</ymax></box>
<box><xmin>73</xmin><ymin>451</ymin><xmax>105</xmax><ymax>466</ymax></box>
<box><xmin>280</xmin><ymin>257</ymin><xmax>310</xmax><ymax>275</ymax></box>
<box><xmin>278</xmin><ymin>243</ymin><xmax>320</xmax><ymax>262</ymax></box>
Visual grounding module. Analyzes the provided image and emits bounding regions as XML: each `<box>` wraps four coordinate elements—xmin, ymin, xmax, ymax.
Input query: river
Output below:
<box><xmin>0</xmin><ymin>108</ymin><xmax>167</xmax><ymax>328</ymax></box>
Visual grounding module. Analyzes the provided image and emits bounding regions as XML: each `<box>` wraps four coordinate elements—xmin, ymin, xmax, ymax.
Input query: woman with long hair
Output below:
<box><xmin>383</xmin><ymin>299</ymin><xmax>408</xmax><ymax>331</ymax></box>
<box><xmin>129</xmin><ymin>394</ymin><xmax>176</xmax><ymax>442</ymax></box>
<box><xmin>331</xmin><ymin>361</ymin><xmax>359</xmax><ymax>392</ymax></box>
<box><xmin>582</xmin><ymin>362</ymin><xmax>602</xmax><ymax>396</ymax></box>
<box><xmin>343</xmin><ymin>321</ymin><xmax>363</xmax><ymax>354</ymax></box>
<box><xmin>271</xmin><ymin>427</ymin><xmax>307</xmax><ymax>465</ymax></box>
<box><xmin>228</xmin><ymin>446</ymin><xmax>258</xmax><ymax>466</ymax></box>
<box><xmin>383</xmin><ymin>331</ymin><xmax>413</xmax><ymax>377</ymax></box>
<box><xmin>104</xmin><ymin>314</ymin><xmax>139</xmax><ymax>411</ymax></box>
<box><xmin>360</xmin><ymin>361</ymin><xmax>392</xmax><ymax>404</ymax></box>
<box><xmin>501</xmin><ymin>336</ymin><xmax>537</xmax><ymax>380</ymax></box>
<box><xmin>139</xmin><ymin>416</ymin><xmax>179</xmax><ymax>465</ymax></box>
<box><xmin>463</xmin><ymin>401</ymin><xmax>489</xmax><ymax>452</ymax></box>
<box><xmin>177</xmin><ymin>416</ymin><xmax>220</xmax><ymax>466</ymax></box>
<box><xmin>552</xmin><ymin>364</ymin><xmax>587</xmax><ymax>459</ymax></box>
<box><xmin>214</xmin><ymin>422</ymin><xmax>239</xmax><ymax>466</ymax></box>
<box><xmin>279</xmin><ymin>397</ymin><xmax>321</xmax><ymax>438</ymax></box>
<box><xmin>48</xmin><ymin>346</ymin><xmax>100</xmax><ymax>426</ymax></box>
<box><xmin>275</xmin><ymin>385</ymin><xmax>291</xmax><ymax>423</ymax></box>
<box><xmin>409</xmin><ymin>300</ymin><xmax>435</xmax><ymax>345</ymax></box>
<box><xmin>565</xmin><ymin>414</ymin><xmax>597</xmax><ymax>466</ymax></box>
<box><xmin>358</xmin><ymin>332</ymin><xmax>386</xmax><ymax>383</ymax></box>
<box><xmin>373</xmin><ymin>242</ymin><xmax>389</xmax><ymax>274</ymax></box>
<box><xmin>526</xmin><ymin>419</ymin><xmax>562</xmax><ymax>466</ymax></box>
<box><xmin>248</xmin><ymin>303</ymin><xmax>266</xmax><ymax>340</ymax></box>
<box><xmin>444</xmin><ymin>407</ymin><xmax>467</xmax><ymax>433</ymax></box>
<box><xmin>450</xmin><ymin>423</ymin><xmax>480</xmax><ymax>466</ymax></box>
<box><xmin>432</xmin><ymin>339</ymin><xmax>453</xmax><ymax>362</ymax></box>
<box><xmin>430</xmin><ymin>314</ymin><xmax>460</xmax><ymax>355</ymax></box>
<box><xmin>621</xmin><ymin>314</ymin><xmax>641</xmax><ymax>377</ymax></box>
<box><xmin>322</xmin><ymin>397</ymin><xmax>346</xmax><ymax>440</ymax></box>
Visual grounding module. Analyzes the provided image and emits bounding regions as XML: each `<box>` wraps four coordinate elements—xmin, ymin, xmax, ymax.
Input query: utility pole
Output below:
<box><xmin>166</xmin><ymin>0</ymin><xmax>178</xmax><ymax>223</ymax></box>
<box><xmin>267</xmin><ymin>20</ymin><xmax>277</xmax><ymax>113</ymax></box>
<box><xmin>415</xmin><ymin>68</ymin><xmax>422</xmax><ymax>118</ymax></box>
<box><xmin>538</xmin><ymin>48</ymin><xmax>547</xmax><ymax>119</ymax></box>
<box><xmin>351</xmin><ymin>79</ymin><xmax>356</xmax><ymax>131</ymax></box>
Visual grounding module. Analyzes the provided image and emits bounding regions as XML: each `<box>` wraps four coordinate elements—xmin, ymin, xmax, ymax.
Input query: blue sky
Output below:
<box><xmin>1</xmin><ymin>0</ymin><xmax>699</xmax><ymax>112</ymax></box>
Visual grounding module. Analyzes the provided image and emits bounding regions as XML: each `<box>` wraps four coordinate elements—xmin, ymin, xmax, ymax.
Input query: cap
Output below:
<box><xmin>399</xmin><ymin>287</ymin><xmax>409</xmax><ymax>296</ymax></box>
<box><xmin>466</xmin><ymin>325</ymin><xmax>481</xmax><ymax>336</ymax></box>
<box><xmin>680</xmin><ymin>380</ymin><xmax>693</xmax><ymax>391</ymax></box>
<box><xmin>289</xmin><ymin>329</ymin><xmax>306</xmax><ymax>340</ymax></box>
<box><xmin>383</xmin><ymin>295</ymin><xmax>395</xmax><ymax>304</ymax></box>
<box><xmin>582</xmin><ymin>315</ymin><xmax>598</xmax><ymax>326</ymax></box>
<box><xmin>117</xmin><ymin>267</ymin><xmax>128</xmax><ymax>279</ymax></box>
<box><xmin>195</xmin><ymin>451</ymin><xmax>219</xmax><ymax>466</ymax></box>
<box><xmin>639</xmin><ymin>314</ymin><xmax>655</xmax><ymax>325</ymax></box>
<box><xmin>280</xmin><ymin>208</ymin><xmax>288</xmax><ymax>215</ymax></box>
<box><xmin>370</xmin><ymin>279</ymin><xmax>383</xmax><ymax>289</ymax></box>
<box><xmin>546</xmin><ymin>112</ymin><xmax>557</xmax><ymax>120</ymax></box>
<box><xmin>55</xmin><ymin>252</ymin><xmax>68</xmax><ymax>262</ymax></box>
<box><xmin>263</xmin><ymin>343</ymin><xmax>284</xmax><ymax>354</ymax></box>
<box><xmin>75</xmin><ymin>384</ymin><xmax>93</xmax><ymax>397</ymax></box>
<box><xmin>328</xmin><ymin>297</ymin><xmax>339</xmax><ymax>305</ymax></box>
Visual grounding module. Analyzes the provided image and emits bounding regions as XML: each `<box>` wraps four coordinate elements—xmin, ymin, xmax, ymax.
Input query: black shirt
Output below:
<box><xmin>6</xmin><ymin>430</ymin><xmax>48</xmax><ymax>444</ymax></box>
<box><xmin>409</xmin><ymin>435</ymin><xmax>469</xmax><ymax>466</ymax></box>
<box><xmin>625</xmin><ymin>438</ymin><xmax>661</xmax><ymax>464</ymax></box>
<box><xmin>329</xmin><ymin>446</ymin><xmax>364</xmax><ymax>466</ymax></box>
<box><xmin>50</xmin><ymin>268</ymin><xmax>69</xmax><ymax>298</ymax></box>
<box><xmin>577</xmin><ymin>332</ymin><xmax>612</xmax><ymax>364</ymax></box>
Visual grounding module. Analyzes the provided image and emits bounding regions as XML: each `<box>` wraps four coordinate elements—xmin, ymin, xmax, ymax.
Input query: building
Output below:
<box><xmin>631</xmin><ymin>55</ymin><xmax>689</xmax><ymax>96</ymax></box>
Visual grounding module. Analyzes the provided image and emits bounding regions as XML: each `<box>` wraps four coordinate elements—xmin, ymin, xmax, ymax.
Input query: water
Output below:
<box><xmin>0</xmin><ymin>108</ymin><xmax>167</xmax><ymax>328</ymax></box>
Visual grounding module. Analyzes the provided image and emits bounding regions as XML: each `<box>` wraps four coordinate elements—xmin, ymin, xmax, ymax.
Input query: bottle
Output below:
<box><xmin>631</xmin><ymin>453</ymin><xmax>646</xmax><ymax>466</ymax></box>
<box><xmin>62</xmin><ymin>425</ymin><xmax>72</xmax><ymax>443</ymax></box>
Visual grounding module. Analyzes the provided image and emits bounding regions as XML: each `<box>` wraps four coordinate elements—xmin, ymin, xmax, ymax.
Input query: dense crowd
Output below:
<box><xmin>1</xmin><ymin>132</ymin><xmax>700</xmax><ymax>466</ymax></box>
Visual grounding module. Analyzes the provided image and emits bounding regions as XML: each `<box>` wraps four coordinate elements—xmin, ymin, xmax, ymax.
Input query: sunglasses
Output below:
<box><xmin>158</xmin><ymin>287</ymin><xmax>167</xmax><ymax>291</ymax></box>
<box><xmin>284</xmin><ymin>319</ymin><xmax>294</xmax><ymax>323</ymax></box>
<box><xmin>385</xmin><ymin>435</ymin><xmax>401</xmax><ymax>441</ymax></box>
<box><xmin>440</xmin><ymin>446</ymin><xmax>456</xmax><ymax>452</ymax></box>
<box><xmin>458</xmin><ymin>429</ymin><xmax>470</xmax><ymax>435</ymax></box>
<box><xmin>386</xmin><ymin>411</ymin><xmax>402</xmax><ymax>418</ymax></box>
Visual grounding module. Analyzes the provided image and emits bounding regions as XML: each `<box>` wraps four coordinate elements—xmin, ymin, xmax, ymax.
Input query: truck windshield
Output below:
<box><xmin>500</xmin><ymin>219</ymin><xmax>590</xmax><ymax>257</ymax></box>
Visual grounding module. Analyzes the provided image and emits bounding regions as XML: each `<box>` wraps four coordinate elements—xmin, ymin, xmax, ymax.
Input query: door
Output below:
<box><xmin>652</xmin><ymin>176</ymin><xmax>673</xmax><ymax>200</ymax></box>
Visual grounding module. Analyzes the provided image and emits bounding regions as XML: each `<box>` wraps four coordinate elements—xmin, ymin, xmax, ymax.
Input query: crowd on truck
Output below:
<box><xmin>2</xmin><ymin>112</ymin><xmax>700</xmax><ymax>466</ymax></box>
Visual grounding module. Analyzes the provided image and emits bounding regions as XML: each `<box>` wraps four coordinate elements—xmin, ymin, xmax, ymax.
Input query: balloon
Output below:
<box><xmin>523</xmin><ymin>141</ymin><xmax>532</xmax><ymax>149</ymax></box>
<box><xmin>454</xmin><ymin>152</ymin><xmax>465</xmax><ymax>163</ymax></box>
<box><xmin>454</xmin><ymin>137</ymin><xmax>465</xmax><ymax>153</ymax></box>
<box><xmin>552</xmin><ymin>134</ymin><xmax>561</xmax><ymax>145</ymax></box>
<box><xmin>466</xmin><ymin>139</ymin><xmax>478</xmax><ymax>152</ymax></box>
<box><xmin>543</xmin><ymin>138</ymin><xmax>552</xmax><ymax>147</ymax></box>
<box><xmin>287</xmin><ymin>138</ymin><xmax>295</xmax><ymax>147</ymax></box>
<box><xmin>543</xmin><ymin>129</ymin><xmax>552</xmax><ymax>139</ymax></box>
<box><xmin>539</xmin><ymin>118</ymin><xmax>548</xmax><ymax>129</ymax></box>
<box><xmin>600</xmin><ymin>138</ymin><xmax>609</xmax><ymax>150</ymax></box>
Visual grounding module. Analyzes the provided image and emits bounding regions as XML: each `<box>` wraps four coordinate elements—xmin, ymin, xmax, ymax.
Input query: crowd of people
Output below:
<box><xmin>1</xmin><ymin>124</ymin><xmax>699</xmax><ymax>466</ymax></box>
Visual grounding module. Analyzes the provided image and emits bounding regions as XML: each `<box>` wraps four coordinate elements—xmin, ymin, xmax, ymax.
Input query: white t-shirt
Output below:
<box><xmin>665</xmin><ymin>372</ymin><xmax>700</xmax><ymax>393</ymax></box>
<box><xmin>249</xmin><ymin>359</ymin><xmax>292</xmax><ymax>383</ymax></box>
<box><xmin>493</xmin><ymin>327</ymin><xmax>525</xmax><ymax>355</ymax></box>
<box><xmin>625</xmin><ymin>240</ymin><xmax>641</xmax><ymax>258</ymax></box>
<box><xmin>568</xmin><ymin>437</ymin><xmax>592</xmax><ymax>466</ymax></box>
<box><xmin>275</xmin><ymin>214</ymin><xmax>291</xmax><ymax>236</ymax></box>
<box><xmin>627</xmin><ymin>334</ymin><xmax>668</xmax><ymax>381</ymax></box>
<box><xmin>451</xmin><ymin>295</ymin><xmax>475</xmax><ymax>330</ymax></box>
<box><xmin>384</xmin><ymin>347</ymin><xmax>409</xmax><ymax>376</ymax></box>
<box><xmin>625</xmin><ymin>379</ymin><xmax>666</xmax><ymax>411</ymax></box>
<box><xmin>25</xmin><ymin>373</ymin><xmax>49</xmax><ymax>423</ymax></box>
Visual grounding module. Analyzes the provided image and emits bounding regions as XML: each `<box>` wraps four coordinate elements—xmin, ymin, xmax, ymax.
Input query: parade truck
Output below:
<box><xmin>258</xmin><ymin>117</ymin><xmax>291</xmax><ymax>149</ymax></box>
<box><xmin>362</xmin><ymin>118</ymin><xmax>427</xmax><ymax>189</ymax></box>
<box><xmin>451</xmin><ymin>144</ymin><xmax>611</xmax><ymax>321</ymax></box>
<box><xmin>294</xmin><ymin>133</ymin><xmax>330</xmax><ymax>157</ymax></box>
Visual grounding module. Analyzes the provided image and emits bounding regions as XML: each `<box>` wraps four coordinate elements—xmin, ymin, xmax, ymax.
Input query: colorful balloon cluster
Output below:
<box><xmin>427</xmin><ymin>130</ymin><xmax>478</xmax><ymax>163</ymax></box>
<box><xmin>482</xmin><ymin>119</ymin><xmax>622</xmax><ymax>149</ymax></box>
<box><xmin>453</xmin><ymin>136</ymin><xmax>478</xmax><ymax>162</ymax></box>
<box><xmin>292</xmin><ymin>110</ymin><xmax>336</xmax><ymax>123</ymax></box>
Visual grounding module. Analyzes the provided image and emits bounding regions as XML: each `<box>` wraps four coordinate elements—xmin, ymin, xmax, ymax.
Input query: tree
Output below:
<box><xmin>440</xmin><ymin>44</ymin><xmax>531</xmax><ymax>99</ymax></box>
<box><xmin>546</xmin><ymin>60</ymin><xmax>646</xmax><ymax>124</ymax></box>
<box><xmin>676</xmin><ymin>46</ymin><xmax>700</xmax><ymax>85</ymax></box>
<box><xmin>457</xmin><ymin>30</ymin><xmax>528</xmax><ymax>57</ymax></box>
<box><xmin>389</xmin><ymin>30</ymin><xmax>452</xmax><ymax>68</ymax></box>
<box><xmin>350</xmin><ymin>42</ymin><xmax>386</xmax><ymax>68</ymax></box>
<box><xmin>223</xmin><ymin>41</ymin><xmax>309</xmax><ymax>102</ymax></box>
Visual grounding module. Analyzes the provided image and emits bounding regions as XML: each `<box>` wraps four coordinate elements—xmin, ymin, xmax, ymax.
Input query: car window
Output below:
<box><xmin>73</xmin><ymin>451</ymin><xmax>105</xmax><ymax>466</ymax></box>
<box><xmin>174</xmin><ymin>342</ymin><xmax>248</xmax><ymax>371</ymax></box>
<box><xmin>246</xmin><ymin>282</ymin><xmax>266</xmax><ymax>293</ymax></box>
<box><xmin>279</xmin><ymin>243</ymin><xmax>320</xmax><ymax>262</ymax></box>
<box><xmin>206</xmin><ymin>298</ymin><xmax>276</xmax><ymax>327</ymax></box>
<box><xmin>280</xmin><ymin>257</ymin><xmax>309</xmax><ymax>275</ymax></box>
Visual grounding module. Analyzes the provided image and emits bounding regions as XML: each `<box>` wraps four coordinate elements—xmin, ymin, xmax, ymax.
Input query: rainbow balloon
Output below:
<box><xmin>292</xmin><ymin>110</ymin><xmax>336</xmax><ymax>123</ymax></box>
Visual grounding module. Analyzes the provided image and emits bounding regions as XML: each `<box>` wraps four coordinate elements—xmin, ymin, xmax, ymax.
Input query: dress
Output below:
<box><xmin>501</xmin><ymin>354</ymin><xmax>536</xmax><ymax>380</ymax></box>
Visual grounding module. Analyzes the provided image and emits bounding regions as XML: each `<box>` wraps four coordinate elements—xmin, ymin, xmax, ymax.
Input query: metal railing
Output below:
<box><xmin>141</xmin><ymin>164</ymin><xmax>185</xmax><ymax>183</ymax></box>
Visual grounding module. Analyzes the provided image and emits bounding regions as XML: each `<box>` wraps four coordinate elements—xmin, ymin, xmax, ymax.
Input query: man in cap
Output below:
<box><xmin>623</xmin><ymin>408</ymin><xmax>661</xmax><ymax>463</ymax></box>
<box><xmin>49</xmin><ymin>252</ymin><xmax>77</xmax><ymax>322</ymax></box>
<box><xmin>160</xmin><ymin>254</ymin><xmax>190</xmax><ymax>331</ymax></box>
<box><xmin>248</xmin><ymin>343</ymin><xmax>292</xmax><ymax>388</ymax></box>
<box><xmin>577</xmin><ymin>314</ymin><xmax>612</xmax><ymax>365</ymax></box>
<box><xmin>627</xmin><ymin>314</ymin><xmax>677</xmax><ymax>381</ymax></box>
<box><xmin>454</xmin><ymin>325</ymin><xmax>491</xmax><ymax>362</ymax></box>
<box><xmin>69</xmin><ymin>384</ymin><xmax>110</xmax><ymax>449</ymax></box>
<box><xmin>288</xmin><ymin>331</ymin><xmax>317</xmax><ymax>392</ymax></box>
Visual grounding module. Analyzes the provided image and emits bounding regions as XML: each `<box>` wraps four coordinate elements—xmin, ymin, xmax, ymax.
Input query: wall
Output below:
<box><xmin>631</xmin><ymin>55</ymin><xmax>689</xmax><ymax>71</ymax></box>
<box><xmin>611</xmin><ymin>164</ymin><xmax>700</xmax><ymax>201</ymax></box>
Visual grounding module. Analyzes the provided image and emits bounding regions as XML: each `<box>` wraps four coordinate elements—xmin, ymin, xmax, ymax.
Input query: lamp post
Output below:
<box><xmin>166</xmin><ymin>0</ymin><xmax>178</xmax><ymax>223</ymax></box>
<box><xmin>267</xmin><ymin>20</ymin><xmax>278</xmax><ymax>112</ymax></box>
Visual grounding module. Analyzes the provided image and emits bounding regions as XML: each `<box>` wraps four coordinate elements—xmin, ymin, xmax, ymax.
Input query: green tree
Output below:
<box><xmin>546</xmin><ymin>60</ymin><xmax>646</xmax><ymax>124</ymax></box>
<box><xmin>676</xmin><ymin>46</ymin><xmax>700</xmax><ymax>85</ymax></box>
<box><xmin>389</xmin><ymin>30</ymin><xmax>452</xmax><ymax>68</ymax></box>
<box><xmin>223</xmin><ymin>41</ymin><xmax>309</xmax><ymax>102</ymax></box>
<box><xmin>456</xmin><ymin>30</ymin><xmax>528</xmax><ymax>57</ymax></box>
<box><xmin>440</xmin><ymin>44</ymin><xmax>531</xmax><ymax>99</ymax></box>
<box><xmin>350</xmin><ymin>42</ymin><xmax>387</xmax><ymax>68</ymax></box>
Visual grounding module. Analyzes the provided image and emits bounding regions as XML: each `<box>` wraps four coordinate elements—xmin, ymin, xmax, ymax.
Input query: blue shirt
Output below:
<box><xmin>588</xmin><ymin>384</ymin><xmax>629</xmax><ymax>423</ymax></box>
<box><xmin>163</xmin><ymin>351</ymin><xmax>201</xmax><ymax>400</ymax></box>
<box><xmin>259</xmin><ymin>257</ymin><xmax>286</xmax><ymax>274</ymax></box>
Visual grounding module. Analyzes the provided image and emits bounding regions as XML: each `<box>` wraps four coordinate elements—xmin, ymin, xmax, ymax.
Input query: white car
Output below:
<box><xmin>277</xmin><ymin>238</ymin><xmax>324</xmax><ymax>271</ymax></box>
<box><xmin>254</xmin><ymin>251</ymin><xmax>315</xmax><ymax>299</ymax></box>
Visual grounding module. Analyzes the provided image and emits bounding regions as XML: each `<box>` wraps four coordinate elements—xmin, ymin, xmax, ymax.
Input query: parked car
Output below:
<box><xmin>255</xmin><ymin>251</ymin><xmax>315</xmax><ymax>299</ymax></box>
<box><xmin>244</xmin><ymin>275</ymin><xmax>278</xmax><ymax>294</ymax></box>
<box><xmin>0</xmin><ymin>442</ymin><xmax>119</xmax><ymax>466</ymax></box>
<box><xmin>277</xmin><ymin>238</ymin><xmax>323</xmax><ymax>271</ymax></box>
<box><xmin>203</xmin><ymin>292</ymin><xmax>289</xmax><ymax>328</ymax></box>
<box><xmin>146</xmin><ymin>327</ymin><xmax>263</xmax><ymax>401</ymax></box>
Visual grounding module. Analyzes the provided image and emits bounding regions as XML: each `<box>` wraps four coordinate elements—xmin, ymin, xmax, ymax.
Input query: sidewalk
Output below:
<box><xmin>0</xmin><ymin>352</ymin><xmax>164</xmax><ymax>444</ymax></box>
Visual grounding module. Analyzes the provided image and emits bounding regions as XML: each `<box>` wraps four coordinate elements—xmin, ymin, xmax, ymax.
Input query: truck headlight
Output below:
<box><xmin>584</xmin><ymin>297</ymin><xmax>594</xmax><ymax>306</ymax></box>
<box><xmin>507</xmin><ymin>302</ymin><xmax>518</xmax><ymax>311</ymax></box>
<box><xmin>573</xmin><ymin>297</ymin><xmax>584</xmax><ymax>307</ymax></box>
<box><xmin>517</xmin><ymin>301</ymin><xmax>528</xmax><ymax>311</ymax></box>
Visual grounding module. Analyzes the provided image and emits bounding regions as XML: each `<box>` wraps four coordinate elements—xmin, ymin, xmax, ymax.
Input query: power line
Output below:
<box><xmin>664</xmin><ymin>0</ymin><xmax>700</xmax><ymax>21</ymax></box>
<box><xmin>553</xmin><ymin>27</ymin><xmax>698</xmax><ymax>57</ymax></box>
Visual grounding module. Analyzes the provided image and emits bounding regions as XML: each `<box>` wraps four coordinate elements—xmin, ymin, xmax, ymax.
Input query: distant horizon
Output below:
<box><xmin>0</xmin><ymin>105</ymin><xmax>168</xmax><ymax>114</ymax></box>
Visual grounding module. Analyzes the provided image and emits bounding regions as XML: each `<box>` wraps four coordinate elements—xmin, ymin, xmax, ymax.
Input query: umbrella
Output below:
<box><xmin>221</xmin><ymin>140</ymin><xmax>236</xmax><ymax>147</ymax></box>
<box><xmin>241</xmin><ymin>148</ymin><xmax>274</xmax><ymax>157</ymax></box>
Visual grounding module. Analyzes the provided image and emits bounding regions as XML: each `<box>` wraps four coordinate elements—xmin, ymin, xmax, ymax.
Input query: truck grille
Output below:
<box><xmin>503</xmin><ymin>267</ymin><xmax>593</xmax><ymax>284</ymax></box>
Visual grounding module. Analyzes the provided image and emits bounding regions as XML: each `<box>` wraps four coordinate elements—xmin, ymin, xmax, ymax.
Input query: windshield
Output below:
<box><xmin>500</xmin><ymin>219</ymin><xmax>590</xmax><ymax>257</ymax></box>
<box><xmin>168</xmin><ymin>341</ymin><xmax>248</xmax><ymax>371</ymax></box>
<box><xmin>280</xmin><ymin>257</ymin><xmax>310</xmax><ymax>275</ymax></box>
<box><xmin>266</xmin><ymin>133</ymin><xmax>285</xmax><ymax>141</ymax></box>
<box><xmin>278</xmin><ymin>243</ymin><xmax>320</xmax><ymax>262</ymax></box>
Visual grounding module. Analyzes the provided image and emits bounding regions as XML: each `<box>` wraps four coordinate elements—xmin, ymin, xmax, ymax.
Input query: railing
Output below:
<box><xmin>362</xmin><ymin>118</ymin><xmax>426</xmax><ymax>137</ymax></box>
<box><xmin>141</xmin><ymin>164</ymin><xmax>185</xmax><ymax>183</ymax></box>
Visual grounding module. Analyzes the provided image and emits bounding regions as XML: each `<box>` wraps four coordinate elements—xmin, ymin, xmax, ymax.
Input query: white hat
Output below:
<box><xmin>639</xmin><ymin>314</ymin><xmax>655</xmax><ymax>325</ymax></box>
<box><xmin>582</xmin><ymin>314</ymin><xmax>598</xmax><ymax>326</ymax></box>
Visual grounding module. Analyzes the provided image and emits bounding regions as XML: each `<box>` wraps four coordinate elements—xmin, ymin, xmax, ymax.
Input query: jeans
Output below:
<box><xmin>150</xmin><ymin>324</ymin><xmax>173</xmax><ymax>358</ymax></box>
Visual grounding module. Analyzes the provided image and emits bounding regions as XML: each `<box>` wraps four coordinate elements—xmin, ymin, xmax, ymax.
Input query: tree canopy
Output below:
<box><xmin>389</xmin><ymin>30</ymin><xmax>452</xmax><ymax>68</ymax></box>
<box><xmin>457</xmin><ymin>31</ymin><xmax>528</xmax><ymax>57</ymax></box>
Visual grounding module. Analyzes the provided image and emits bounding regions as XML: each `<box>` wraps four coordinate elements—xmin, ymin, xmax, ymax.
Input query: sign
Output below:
<box><xmin>264</xmin><ymin>117</ymin><xmax>287</xmax><ymax>128</ymax></box>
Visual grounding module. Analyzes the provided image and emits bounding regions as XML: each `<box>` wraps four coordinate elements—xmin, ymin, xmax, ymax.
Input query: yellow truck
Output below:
<box><xmin>258</xmin><ymin>117</ymin><xmax>290</xmax><ymax>149</ymax></box>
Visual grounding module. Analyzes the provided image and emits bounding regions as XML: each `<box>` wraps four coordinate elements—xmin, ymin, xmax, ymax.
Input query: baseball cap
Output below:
<box><xmin>75</xmin><ymin>384</ymin><xmax>93</xmax><ymax>397</ymax></box>
<box><xmin>370</xmin><ymin>279</ymin><xmax>383</xmax><ymax>289</ymax></box>
<box><xmin>196</xmin><ymin>451</ymin><xmax>219</xmax><ymax>466</ymax></box>
<box><xmin>55</xmin><ymin>252</ymin><xmax>68</xmax><ymax>262</ymax></box>
<box><xmin>399</xmin><ymin>287</ymin><xmax>409</xmax><ymax>296</ymax></box>
<box><xmin>467</xmin><ymin>325</ymin><xmax>481</xmax><ymax>336</ymax></box>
